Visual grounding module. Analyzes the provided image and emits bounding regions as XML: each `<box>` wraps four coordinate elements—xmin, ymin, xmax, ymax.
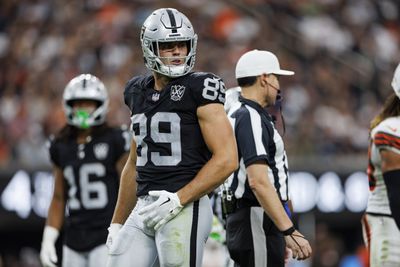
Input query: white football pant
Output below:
<box><xmin>62</xmin><ymin>244</ymin><xmax>107</xmax><ymax>267</ymax></box>
<box><xmin>107</xmin><ymin>195</ymin><xmax>213</xmax><ymax>267</ymax></box>
<box><xmin>362</xmin><ymin>214</ymin><xmax>400</xmax><ymax>267</ymax></box>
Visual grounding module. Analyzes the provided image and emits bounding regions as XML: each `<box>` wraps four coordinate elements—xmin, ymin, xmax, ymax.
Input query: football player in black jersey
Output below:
<box><xmin>105</xmin><ymin>8</ymin><xmax>238</xmax><ymax>267</ymax></box>
<box><xmin>39</xmin><ymin>74</ymin><xmax>129</xmax><ymax>267</ymax></box>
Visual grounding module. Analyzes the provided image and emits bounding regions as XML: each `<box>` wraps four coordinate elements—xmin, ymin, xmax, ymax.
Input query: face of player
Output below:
<box><xmin>158</xmin><ymin>41</ymin><xmax>188</xmax><ymax>66</ymax></box>
<box><xmin>72</xmin><ymin>99</ymin><xmax>97</xmax><ymax>114</ymax></box>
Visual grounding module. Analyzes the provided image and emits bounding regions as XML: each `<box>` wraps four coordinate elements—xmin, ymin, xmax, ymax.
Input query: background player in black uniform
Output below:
<box><xmin>106</xmin><ymin>8</ymin><xmax>238</xmax><ymax>267</ymax></box>
<box><xmin>39</xmin><ymin>74</ymin><xmax>129</xmax><ymax>267</ymax></box>
<box><xmin>224</xmin><ymin>50</ymin><xmax>312</xmax><ymax>266</ymax></box>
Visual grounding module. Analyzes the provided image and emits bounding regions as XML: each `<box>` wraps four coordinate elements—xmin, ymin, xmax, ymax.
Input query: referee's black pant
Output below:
<box><xmin>226</xmin><ymin>206</ymin><xmax>285</xmax><ymax>267</ymax></box>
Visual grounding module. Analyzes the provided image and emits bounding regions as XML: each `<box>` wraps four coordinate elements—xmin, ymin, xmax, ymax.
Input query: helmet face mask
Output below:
<box><xmin>141</xmin><ymin>8</ymin><xmax>198</xmax><ymax>77</ymax></box>
<box><xmin>63</xmin><ymin>74</ymin><xmax>109</xmax><ymax>129</ymax></box>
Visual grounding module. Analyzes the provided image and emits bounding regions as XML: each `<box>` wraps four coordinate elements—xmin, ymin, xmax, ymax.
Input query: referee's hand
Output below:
<box><xmin>284</xmin><ymin>229</ymin><xmax>312</xmax><ymax>260</ymax></box>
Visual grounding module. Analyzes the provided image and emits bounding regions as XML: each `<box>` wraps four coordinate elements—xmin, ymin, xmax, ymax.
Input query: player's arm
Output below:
<box><xmin>177</xmin><ymin>103</ymin><xmax>238</xmax><ymax>205</ymax></box>
<box><xmin>40</xmin><ymin>166</ymin><xmax>65</xmax><ymax>267</ymax></box>
<box><xmin>106</xmin><ymin>139</ymin><xmax>137</xmax><ymax>248</ymax></box>
<box><xmin>381</xmin><ymin>149</ymin><xmax>400</xmax><ymax>229</ymax></box>
<box><xmin>46</xmin><ymin>166</ymin><xmax>65</xmax><ymax>229</ymax></box>
<box><xmin>116</xmin><ymin>152</ymin><xmax>129</xmax><ymax>177</ymax></box>
<box><xmin>110</xmin><ymin>138</ymin><xmax>138</xmax><ymax>225</ymax></box>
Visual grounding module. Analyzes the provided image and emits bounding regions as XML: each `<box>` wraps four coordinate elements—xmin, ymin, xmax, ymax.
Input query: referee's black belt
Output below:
<box><xmin>236</xmin><ymin>198</ymin><xmax>261</xmax><ymax>209</ymax></box>
<box><xmin>236</xmin><ymin>198</ymin><xmax>287</xmax><ymax>209</ymax></box>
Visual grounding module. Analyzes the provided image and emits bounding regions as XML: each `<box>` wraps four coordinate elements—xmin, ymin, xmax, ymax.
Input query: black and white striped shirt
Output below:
<box><xmin>226</xmin><ymin>94</ymin><xmax>290</xmax><ymax>203</ymax></box>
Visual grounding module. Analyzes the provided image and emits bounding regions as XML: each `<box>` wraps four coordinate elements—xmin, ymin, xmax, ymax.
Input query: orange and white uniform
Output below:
<box><xmin>362</xmin><ymin>116</ymin><xmax>400</xmax><ymax>267</ymax></box>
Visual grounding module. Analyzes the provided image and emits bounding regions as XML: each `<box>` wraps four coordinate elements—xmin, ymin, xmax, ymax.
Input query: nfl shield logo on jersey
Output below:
<box><xmin>171</xmin><ymin>85</ymin><xmax>186</xmax><ymax>101</ymax></box>
<box><xmin>94</xmin><ymin>143</ymin><xmax>109</xmax><ymax>160</ymax></box>
<box><xmin>152</xmin><ymin>93</ymin><xmax>160</xmax><ymax>102</ymax></box>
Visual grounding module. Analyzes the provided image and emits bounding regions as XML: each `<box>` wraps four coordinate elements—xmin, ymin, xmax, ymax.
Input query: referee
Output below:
<box><xmin>225</xmin><ymin>49</ymin><xmax>312</xmax><ymax>266</ymax></box>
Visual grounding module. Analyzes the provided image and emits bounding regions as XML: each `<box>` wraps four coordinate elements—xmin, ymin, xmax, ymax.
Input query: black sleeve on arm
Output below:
<box><xmin>383</xmin><ymin>169</ymin><xmax>400</xmax><ymax>230</ymax></box>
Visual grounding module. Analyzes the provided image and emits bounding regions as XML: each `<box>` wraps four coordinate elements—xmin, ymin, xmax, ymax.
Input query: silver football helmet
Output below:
<box><xmin>140</xmin><ymin>8</ymin><xmax>198</xmax><ymax>77</ymax></box>
<box><xmin>63</xmin><ymin>74</ymin><xmax>109</xmax><ymax>129</ymax></box>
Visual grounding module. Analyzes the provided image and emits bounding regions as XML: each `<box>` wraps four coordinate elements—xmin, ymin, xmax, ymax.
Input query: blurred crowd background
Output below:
<box><xmin>0</xmin><ymin>0</ymin><xmax>399</xmax><ymax>266</ymax></box>
<box><xmin>1</xmin><ymin>0</ymin><xmax>400</xmax><ymax>170</ymax></box>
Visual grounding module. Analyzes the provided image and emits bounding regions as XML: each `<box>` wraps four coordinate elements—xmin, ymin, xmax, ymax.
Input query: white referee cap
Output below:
<box><xmin>391</xmin><ymin>63</ymin><xmax>400</xmax><ymax>99</ymax></box>
<box><xmin>235</xmin><ymin>49</ymin><xmax>294</xmax><ymax>79</ymax></box>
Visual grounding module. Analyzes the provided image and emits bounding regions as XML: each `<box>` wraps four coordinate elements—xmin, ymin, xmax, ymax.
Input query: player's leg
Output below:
<box><xmin>156</xmin><ymin>195</ymin><xmax>213</xmax><ymax>267</ymax></box>
<box><xmin>88</xmin><ymin>244</ymin><xmax>107</xmax><ymax>267</ymax></box>
<box><xmin>62</xmin><ymin>245</ymin><xmax>86</xmax><ymax>267</ymax></box>
<box><xmin>366</xmin><ymin>214</ymin><xmax>400</xmax><ymax>267</ymax></box>
<box><xmin>361</xmin><ymin>214</ymin><xmax>371</xmax><ymax>261</ymax></box>
<box><xmin>107</xmin><ymin>197</ymin><xmax>159</xmax><ymax>267</ymax></box>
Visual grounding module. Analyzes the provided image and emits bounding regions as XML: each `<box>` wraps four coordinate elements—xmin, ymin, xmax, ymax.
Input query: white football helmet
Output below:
<box><xmin>63</xmin><ymin>74</ymin><xmax>109</xmax><ymax>128</ymax></box>
<box><xmin>140</xmin><ymin>8</ymin><xmax>198</xmax><ymax>77</ymax></box>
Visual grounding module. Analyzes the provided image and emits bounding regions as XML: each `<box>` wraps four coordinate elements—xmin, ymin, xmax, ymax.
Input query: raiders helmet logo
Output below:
<box><xmin>170</xmin><ymin>85</ymin><xmax>186</xmax><ymax>101</ymax></box>
<box><xmin>94</xmin><ymin>143</ymin><xmax>109</xmax><ymax>160</ymax></box>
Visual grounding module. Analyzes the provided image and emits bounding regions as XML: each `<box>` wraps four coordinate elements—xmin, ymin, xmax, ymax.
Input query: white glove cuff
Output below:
<box><xmin>108</xmin><ymin>223</ymin><xmax>122</xmax><ymax>233</ymax></box>
<box><xmin>172</xmin><ymin>193</ymin><xmax>183</xmax><ymax>207</ymax></box>
<box><xmin>43</xmin><ymin>226</ymin><xmax>59</xmax><ymax>244</ymax></box>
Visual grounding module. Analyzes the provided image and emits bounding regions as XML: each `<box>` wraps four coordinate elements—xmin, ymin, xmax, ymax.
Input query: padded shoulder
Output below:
<box><xmin>372</xmin><ymin>117</ymin><xmax>400</xmax><ymax>138</ymax></box>
<box><xmin>184</xmin><ymin>72</ymin><xmax>226</xmax><ymax>106</ymax></box>
<box><xmin>124</xmin><ymin>75</ymin><xmax>153</xmax><ymax>112</ymax></box>
<box><xmin>372</xmin><ymin>116</ymin><xmax>400</xmax><ymax>153</ymax></box>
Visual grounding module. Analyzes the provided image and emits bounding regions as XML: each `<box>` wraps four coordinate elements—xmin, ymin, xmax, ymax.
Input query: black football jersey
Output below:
<box><xmin>49</xmin><ymin>126</ymin><xmax>130</xmax><ymax>251</ymax></box>
<box><xmin>124</xmin><ymin>72</ymin><xmax>226</xmax><ymax>196</ymax></box>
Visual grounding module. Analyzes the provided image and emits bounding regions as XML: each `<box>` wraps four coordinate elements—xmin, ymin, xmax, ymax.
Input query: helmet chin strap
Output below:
<box><xmin>159</xmin><ymin>64</ymin><xmax>186</xmax><ymax>77</ymax></box>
